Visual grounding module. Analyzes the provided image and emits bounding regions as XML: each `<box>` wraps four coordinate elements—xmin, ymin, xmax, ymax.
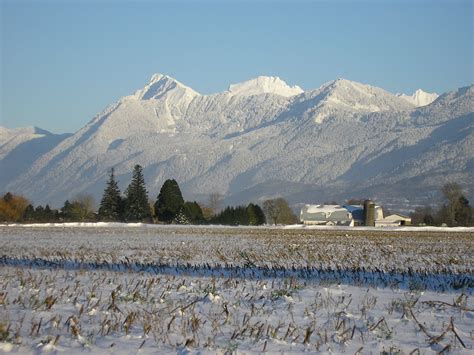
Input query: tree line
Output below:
<box><xmin>1</xmin><ymin>170</ymin><xmax>470</xmax><ymax>226</ymax></box>
<box><xmin>410</xmin><ymin>182</ymin><xmax>472</xmax><ymax>227</ymax></box>
<box><xmin>0</xmin><ymin>164</ymin><xmax>299</xmax><ymax>225</ymax></box>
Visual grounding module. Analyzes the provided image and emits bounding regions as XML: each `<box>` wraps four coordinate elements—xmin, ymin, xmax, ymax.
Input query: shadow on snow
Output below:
<box><xmin>0</xmin><ymin>256</ymin><xmax>472</xmax><ymax>293</ymax></box>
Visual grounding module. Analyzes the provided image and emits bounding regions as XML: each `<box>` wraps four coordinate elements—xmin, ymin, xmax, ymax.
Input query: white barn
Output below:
<box><xmin>299</xmin><ymin>205</ymin><xmax>354</xmax><ymax>226</ymax></box>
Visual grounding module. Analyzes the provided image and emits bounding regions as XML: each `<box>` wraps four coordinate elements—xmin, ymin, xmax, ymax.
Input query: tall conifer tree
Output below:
<box><xmin>154</xmin><ymin>179</ymin><xmax>185</xmax><ymax>223</ymax></box>
<box><xmin>124</xmin><ymin>165</ymin><xmax>151</xmax><ymax>221</ymax></box>
<box><xmin>247</xmin><ymin>203</ymin><xmax>266</xmax><ymax>225</ymax></box>
<box><xmin>98</xmin><ymin>168</ymin><xmax>123</xmax><ymax>221</ymax></box>
<box><xmin>182</xmin><ymin>201</ymin><xmax>204</xmax><ymax>224</ymax></box>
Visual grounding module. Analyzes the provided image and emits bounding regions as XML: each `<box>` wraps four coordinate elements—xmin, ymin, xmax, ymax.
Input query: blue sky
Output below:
<box><xmin>1</xmin><ymin>0</ymin><xmax>473</xmax><ymax>133</ymax></box>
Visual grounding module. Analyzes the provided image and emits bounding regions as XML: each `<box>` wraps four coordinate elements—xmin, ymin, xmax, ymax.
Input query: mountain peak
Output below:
<box><xmin>323</xmin><ymin>77</ymin><xmax>375</xmax><ymax>91</ymax></box>
<box><xmin>149</xmin><ymin>73</ymin><xmax>169</xmax><ymax>84</ymax></box>
<box><xmin>227</xmin><ymin>76</ymin><xmax>303</xmax><ymax>97</ymax></box>
<box><xmin>396</xmin><ymin>89</ymin><xmax>439</xmax><ymax>107</ymax></box>
<box><xmin>134</xmin><ymin>73</ymin><xmax>200</xmax><ymax>100</ymax></box>
<box><xmin>301</xmin><ymin>78</ymin><xmax>416</xmax><ymax>123</ymax></box>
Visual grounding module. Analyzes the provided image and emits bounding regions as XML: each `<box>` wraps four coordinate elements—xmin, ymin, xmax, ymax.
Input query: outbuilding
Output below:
<box><xmin>375</xmin><ymin>213</ymin><xmax>412</xmax><ymax>227</ymax></box>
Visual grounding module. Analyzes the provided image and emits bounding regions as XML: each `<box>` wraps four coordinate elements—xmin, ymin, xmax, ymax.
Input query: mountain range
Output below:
<box><xmin>1</xmin><ymin>74</ymin><xmax>472</xmax><ymax>212</ymax></box>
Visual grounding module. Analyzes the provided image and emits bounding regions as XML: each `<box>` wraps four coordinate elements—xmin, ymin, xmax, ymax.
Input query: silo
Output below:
<box><xmin>364</xmin><ymin>200</ymin><xmax>375</xmax><ymax>226</ymax></box>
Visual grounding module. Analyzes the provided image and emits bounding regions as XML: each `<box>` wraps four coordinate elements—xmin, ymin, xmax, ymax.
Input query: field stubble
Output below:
<box><xmin>0</xmin><ymin>225</ymin><xmax>473</xmax><ymax>353</ymax></box>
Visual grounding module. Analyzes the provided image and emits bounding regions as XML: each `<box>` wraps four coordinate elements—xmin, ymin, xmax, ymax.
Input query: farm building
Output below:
<box><xmin>343</xmin><ymin>203</ymin><xmax>384</xmax><ymax>226</ymax></box>
<box><xmin>375</xmin><ymin>213</ymin><xmax>412</xmax><ymax>227</ymax></box>
<box><xmin>299</xmin><ymin>205</ymin><xmax>354</xmax><ymax>226</ymax></box>
<box><xmin>300</xmin><ymin>200</ymin><xmax>384</xmax><ymax>226</ymax></box>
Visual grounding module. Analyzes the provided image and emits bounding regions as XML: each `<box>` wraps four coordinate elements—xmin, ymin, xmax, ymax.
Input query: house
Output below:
<box><xmin>375</xmin><ymin>213</ymin><xmax>412</xmax><ymax>227</ymax></box>
<box><xmin>299</xmin><ymin>204</ymin><xmax>354</xmax><ymax>226</ymax></box>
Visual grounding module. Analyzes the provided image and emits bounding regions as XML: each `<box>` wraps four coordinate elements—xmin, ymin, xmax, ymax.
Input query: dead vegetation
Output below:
<box><xmin>0</xmin><ymin>226</ymin><xmax>472</xmax><ymax>352</ymax></box>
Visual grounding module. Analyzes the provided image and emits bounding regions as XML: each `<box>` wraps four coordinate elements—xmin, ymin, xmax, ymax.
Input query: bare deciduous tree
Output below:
<box><xmin>263</xmin><ymin>198</ymin><xmax>297</xmax><ymax>225</ymax></box>
<box><xmin>70</xmin><ymin>193</ymin><xmax>96</xmax><ymax>221</ymax></box>
<box><xmin>0</xmin><ymin>192</ymin><xmax>30</xmax><ymax>222</ymax></box>
<box><xmin>441</xmin><ymin>182</ymin><xmax>463</xmax><ymax>224</ymax></box>
<box><xmin>208</xmin><ymin>192</ymin><xmax>223</xmax><ymax>216</ymax></box>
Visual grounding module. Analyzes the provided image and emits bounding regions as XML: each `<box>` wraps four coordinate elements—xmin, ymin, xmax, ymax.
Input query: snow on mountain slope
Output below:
<box><xmin>0</xmin><ymin>127</ymin><xmax>68</xmax><ymax>161</ymax></box>
<box><xmin>397</xmin><ymin>89</ymin><xmax>439</xmax><ymax>107</ymax></box>
<box><xmin>0</xmin><ymin>127</ymin><xmax>71</xmax><ymax>193</ymax></box>
<box><xmin>1</xmin><ymin>126</ymin><xmax>47</xmax><ymax>157</ymax></box>
<box><xmin>285</xmin><ymin>78</ymin><xmax>415</xmax><ymax>123</ymax></box>
<box><xmin>227</xmin><ymin>76</ymin><xmax>303</xmax><ymax>97</ymax></box>
<box><xmin>2</xmin><ymin>74</ymin><xmax>473</xmax><ymax>210</ymax></box>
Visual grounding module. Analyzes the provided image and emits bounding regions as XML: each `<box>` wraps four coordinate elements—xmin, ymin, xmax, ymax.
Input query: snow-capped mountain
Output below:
<box><xmin>1</xmin><ymin>74</ymin><xmax>472</xmax><ymax>211</ymax></box>
<box><xmin>397</xmin><ymin>89</ymin><xmax>439</xmax><ymax>107</ymax></box>
<box><xmin>226</xmin><ymin>76</ymin><xmax>303</xmax><ymax>97</ymax></box>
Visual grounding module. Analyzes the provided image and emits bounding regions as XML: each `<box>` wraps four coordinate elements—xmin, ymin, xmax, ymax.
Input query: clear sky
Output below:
<box><xmin>1</xmin><ymin>0</ymin><xmax>473</xmax><ymax>133</ymax></box>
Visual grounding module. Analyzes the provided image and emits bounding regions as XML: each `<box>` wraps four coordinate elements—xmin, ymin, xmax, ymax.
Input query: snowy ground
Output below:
<box><xmin>0</xmin><ymin>225</ymin><xmax>472</xmax><ymax>353</ymax></box>
<box><xmin>4</xmin><ymin>221</ymin><xmax>474</xmax><ymax>233</ymax></box>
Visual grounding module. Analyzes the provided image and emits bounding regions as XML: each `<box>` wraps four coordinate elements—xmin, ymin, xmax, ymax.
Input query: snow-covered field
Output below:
<box><xmin>0</xmin><ymin>225</ymin><xmax>472</xmax><ymax>353</ymax></box>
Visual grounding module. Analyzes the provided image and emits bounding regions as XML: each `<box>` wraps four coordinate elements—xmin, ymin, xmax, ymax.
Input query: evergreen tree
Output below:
<box><xmin>172</xmin><ymin>206</ymin><xmax>191</xmax><ymax>224</ymax></box>
<box><xmin>60</xmin><ymin>200</ymin><xmax>72</xmax><ymax>221</ymax></box>
<box><xmin>44</xmin><ymin>205</ymin><xmax>54</xmax><ymax>222</ymax></box>
<box><xmin>423</xmin><ymin>214</ymin><xmax>434</xmax><ymax>225</ymax></box>
<box><xmin>235</xmin><ymin>206</ymin><xmax>249</xmax><ymax>225</ymax></box>
<box><xmin>254</xmin><ymin>204</ymin><xmax>266</xmax><ymax>225</ymax></box>
<box><xmin>247</xmin><ymin>203</ymin><xmax>266</xmax><ymax>225</ymax></box>
<box><xmin>154</xmin><ymin>179</ymin><xmax>185</xmax><ymax>223</ymax></box>
<box><xmin>211</xmin><ymin>205</ymin><xmax>250</xmax><ymax>226</ymax></box>
<box><xmin>247</xmin><ymin>204</ymin><xmax>258</xmax><ymax>225</ymax></box>
<box><xmin>35</xmin><ymin>205</ymin><xmax>45</xmax><ymax>221</ymax></box>
<box><xmin>182</xmin><ymin>201</ymin><xmax>204</xmax><ymax>224</ymax></box>
<box><xmin>211</xmin><ymin>206</ymin><xmax>232</xmax><ymax>225</ymax></box>
<box><xmin>124</xmin><ymin>165</ymin><xmax>151</xmax><ymax>221</ymax></box>
<box><xmin>3</xmin><ymin>192</ymin><xmax>13</xmax><ymax>203</ymax></box>
<box><xmin>98</xmin><ymin>168</ymin><xmax>123</xmax><ymax>221</ymax></box>
<box><xmin>23</xmin><ymin>204</ymin><xmax>35</xmax><ymax>222</ymax></box>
